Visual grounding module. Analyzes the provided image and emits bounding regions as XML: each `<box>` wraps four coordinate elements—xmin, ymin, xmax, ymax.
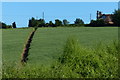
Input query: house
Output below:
<box><xmin>96</xmin><ymin>11</ymin><xmax>114</xmax><ymax>24</ymax></box>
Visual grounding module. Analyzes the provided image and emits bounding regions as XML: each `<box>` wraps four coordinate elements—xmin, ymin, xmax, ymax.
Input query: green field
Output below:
<box><xmin>28</xmin><ymin>27</ymin><xmax>118</xmax><ymax>66</ymax></box>
<box><xmin>2</xmin><ymin>27</ymin><xmax>119</xmax><ymax>78</ymax></box>
<box><xmin>2</xmin><ymin>28</ymin><xmax>33</xmax><ymax>64</ymax></box>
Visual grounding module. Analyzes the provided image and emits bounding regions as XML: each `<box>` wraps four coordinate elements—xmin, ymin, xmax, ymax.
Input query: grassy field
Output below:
<box><xmin>2</xmin><ymin>28</ymin><xmax>33</xmax><ymax>64</ymax></box>
<box><xmin>28</xmin><ymin>27</ymin><xmax>118</xmax><ymax>66</ymax></box>
<box><xmin>2</xmin><ymin>27</ymin><xmax>119</xmax><ymax>78</ymax></box>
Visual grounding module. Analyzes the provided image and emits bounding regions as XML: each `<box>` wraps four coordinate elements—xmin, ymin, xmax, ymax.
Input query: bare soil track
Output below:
<box><xmin>21</xmin><ymin>28</ymin><xmax>37</xmax><ymax>63</ymax></box>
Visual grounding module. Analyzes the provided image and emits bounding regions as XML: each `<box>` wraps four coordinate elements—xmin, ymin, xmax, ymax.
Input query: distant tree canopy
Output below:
<box><xmin>28</xmin><ymin>17</ymin><xmax>39</xmax><ymax>27</ymax></box>
<box><xmin>112</xmin><ymin>9</ymin><xmax>120</xmax><ymax>26</ymax></box>
<box><xmin>12</xmin><ymin>22</ymin><xmax>17</xmax><ymax>28</ymax></box>
<box><xmin>89</xmin><ymin>19</ymin><xmax>105</xmax><ymax>27</ymax></box>
<box><xmin>28</xmin><ymin>17</ymin><xmax>56</xmax><ymax>27</ymax></box>
<box><xmin>28</xmin><ymin>17</ymin><xmax>85</xmax><ymax>27</ymax></box>
<box><xmin>55</xmin><ymin>19</ymin><xmax>63</xmax><ymax>26</ymax></box>
<box><xmin>0</xmin><ymin>22</ymin><xmax>12</xmax><ymax>29</ymax></box>
<box><xmin>38</xmin><ymin>19</ymin><xmax>45</xmax><ymax>27</ymax></box>
<box><xmin>48</xmin><ymin>21</ymin><xmax>56</xmax><ymax>27</ymax></box>
<box><xmin>28</xmin><ymin>17</ymin><xmax>46</xmax><ymax>27</ymax></box>
<box><xmin>63</xmin><ymin>19</ymin><xmax>69</xmax><ymax>26</ymax></box>
<box><xmin>74</xmin><ymin>18</ymin><xmax>84</xmax><ymax>26</ymax></box>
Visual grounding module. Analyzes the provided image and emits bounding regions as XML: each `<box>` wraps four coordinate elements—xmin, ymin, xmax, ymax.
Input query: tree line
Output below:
<box><xmin>1</xmin><ymin>9</ymin><xmax>120</xmax><ymax>29</ymax></box>
<box><xmin>0</xmin><ymin>22</ymin><xmax>16</xmax><ymax>29</ymax></box>
<box><xmin>28</xmin><ymin>17</ymin><xmax>84</xmax><ymax>27</ymax></box>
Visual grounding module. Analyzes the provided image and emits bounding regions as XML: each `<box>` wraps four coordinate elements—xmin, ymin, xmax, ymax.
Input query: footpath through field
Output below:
<box><xmin>21</xmin><ymin>28</ymin><xmax>37</xmax><ymax>63</ymax></box>
<box><xmin>27</xmin><ymin>27</ymin><xmax>118</xmax><ymax>67</ymax></box>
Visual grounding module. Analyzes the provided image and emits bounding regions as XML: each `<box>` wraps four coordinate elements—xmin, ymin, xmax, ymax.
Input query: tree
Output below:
<box><xmin>112</xmin><ymin>9</ymin><xmax>120</xmax><ymax>26</ymax></box>
<box><xmin>28</xmin><ymin>17</ymin><xmax>38</xmax><ymax>27</ymax></box>
<box><xmin>74</xmin><ymin>18</ymin><xmax>84</xmax><ymax>26</ymax></box>
<box><xmin>12</xmin><ymin>22</ymin><xmax>16</xmax><ymax>28</ymax></box>
<box><xmin>90</xmin><ymin>19</ymin><xmax>105</xmax><ymax>27</ymax></box>
<box><xmin>0</xmin><ymin>22</ymin><xmax>1</xmax><ymax>28</ymax></box>
<box><xmin>63</xmin><ymin>19</ymin><xmax>69</xmax><ymax>26</ymax></box>
<box><xmin>1</xmin><ymin>22</ymin><xmax>7</xmax><ymax>29</ymax></box>
<box><xmin>55</xmin><ymin>19</ymin><xmax>62</xmax><ymax>26</ymax></box>
<box><xmin>0</xmin><ymin>22</ymin><xmax>12</xmax><ymax>29</ymax></box>
<box><xmin>7</xmin><ymin>25</ymin><xmax>12</xmax><ymax>28</ymax></box>
<box><xmin>28</xmin><ymin>20</ymin><xmax>32</xmax><ymax>27</ymax></box>
<box><xmin>45</xmin><ymin>23</ymin><xmax>49</xmax><ymax>27</ymax></box>
<box><xmin>38</xmin><ymin>19</ymin><xmax>45</xmax><ymax>27</ymax></box>
<box><xmin>49</xmin><ymin>21</ymin><xmax>55</xmax><ymax>27</ymax></box>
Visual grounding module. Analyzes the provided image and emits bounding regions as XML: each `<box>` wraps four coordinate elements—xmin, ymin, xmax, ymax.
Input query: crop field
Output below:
<box><xmin>28</xmin><ymin>27</ymin><xmax>118</xmax><ymax>66</ymax></box>
<box><xmin>2</xmin><ymin>27</ymin><xmax>119</xmax><ymax>78</ymax></box>
<box><xmin>2</xmin><ymin>28</ymin><xmax>33</xmax><ymax>64</ymax></box>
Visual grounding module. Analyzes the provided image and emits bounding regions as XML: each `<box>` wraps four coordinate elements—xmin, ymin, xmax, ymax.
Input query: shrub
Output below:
<box><xmin>2</xmin><ymin>37</ymin><xmax>119</xmax><ymax>78</ymax></box>
<box><xmin>52</xmin><ymin>37</ymin><xmax>119</xmax><ymax>78</ymax></box>
<box><xmin>90</xmin><ymin>19</ymin><xmax>105</xmax><ymax>27</ymax></box>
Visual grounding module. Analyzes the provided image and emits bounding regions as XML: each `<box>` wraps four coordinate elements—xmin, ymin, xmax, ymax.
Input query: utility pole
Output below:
<box><xmin>90</xmin><ymin>13</ymin><xmax>91</xmax><ymax>22</ymax></box>
<box><xmin>42</xmin><ymin>12</ymin><xmax>44</xmax><ymax>20</ymax></box>
<box><xmin>36</xmin><ymin>16</ymin><xmax>38</xmax><ymax>20</ymax></box>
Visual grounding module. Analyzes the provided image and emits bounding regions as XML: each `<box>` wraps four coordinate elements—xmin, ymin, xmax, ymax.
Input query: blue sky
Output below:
<box><xmin>2</xmin><ymin>2</ymin><xmax>118</xmax><ymax>27</ymax></box>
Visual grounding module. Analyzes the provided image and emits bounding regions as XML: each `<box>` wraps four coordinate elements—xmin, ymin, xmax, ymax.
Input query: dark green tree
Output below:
<box><xmin>12</xmin><ymin>22</ymin><xmax>16</xmax><ymax>28</ymax></box>
<box><xmin>74</xmin><ymin>18</ymin><xmax>84</xmax><ymax>26</ymax></box>
<box><xmin>31</xmin><ymin>17</ymin><xmax>38</xmax><ymax>27</ymax></box>
<box><xmin>49</xmin><ymin>21</ymin><xmax>55</xmax><ymax>27</ymax></box>
<box><xmin>7</xmin><ymin>25</ymin><xmax>12</xmax><ymax>28</ymax></box>
<box><xmin>38</xmin><ymin>19</ymin><xmax>45</xmax><ymax>27</ymax></box>
<box><xmin>0</xmin><ymin>22</ymin><xmax>12</xmax><ymax>29</ymax></box>
<box><xmin>28</xmin><ymin>17</ymin><xmax>38</xmax><ymax>27</ymax></box>
<box><xmin>28</xmin><ymin>20</ymin><xmax>32</xmax><ymax>27</ymax></box>
<box><xmin>0</xmin><ymin>22</ymin><xmax>1</xmax><ymax>28</ymax></box>
<box><xmin>55</xmin><ymin>19</ymin><xmax>62</xmax><ymax>26</ymax></box>
<box><xmin>90</xmin><ymin>19</ymin><xmax>105</xmax><ymax>27</ymax></box>
<box><xmin>1</xmin><ymin>22</ymin><xmax>6</xmax><ymax>29</ymax></box>
<box><xmin>45</xmin><ymin>23</ymin><xmax>49</xmax><ymax>27</ymax></box>
<box><xmin>112</xmin><ymin>9</ymin><xmax>120</xmax><ymax>26</ymax></box>
<box><xmin>63</xmin><ymin>19</ymin><xmax>69</xmax><ymax>26</ymax></box>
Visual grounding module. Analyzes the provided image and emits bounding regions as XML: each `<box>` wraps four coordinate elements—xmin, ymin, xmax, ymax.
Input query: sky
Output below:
<box><xmin>118</xmin><ymin>1</ymin><xmax>120</xmax><ymax>9</ymax></box>
<box><xmin>1</xmin><ymin>0</ymin><xmax>119</xmax><ymax>2</ymax></box>
<box><xmin>2</xmin><ymin>2</ymin><xmax>118</xmax><ymax>27</ymax></box>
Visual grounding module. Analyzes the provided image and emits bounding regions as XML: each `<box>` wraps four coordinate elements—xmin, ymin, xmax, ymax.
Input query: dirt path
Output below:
<box><xmin>21</xmin><ymin>28</ymin><xmax>37</xmax><ymax>63</ymax></box>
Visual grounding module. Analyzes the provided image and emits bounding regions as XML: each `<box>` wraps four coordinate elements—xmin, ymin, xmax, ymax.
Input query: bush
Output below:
<box><xmin>2</xmin><ymin>37</ymin><xmax>119</xmax><ymax>78</ymax></box>
<box><xmin>51</xmin><ymin>37</ymin><xmax>119</xmax><ymax>78</ymax></box>
<box><xmin>89</xmin><ymin>19</ymin><xmax>105</xmax><ymax>27</ymax></box>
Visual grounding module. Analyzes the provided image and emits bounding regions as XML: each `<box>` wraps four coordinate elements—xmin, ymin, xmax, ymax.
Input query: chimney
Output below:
<box><xmin>98</xmin><ymin>11</ymin><xmax>102</xmax><ymax>16</ymax></box>
<box><xmin>97</xmin><ymin>11</ymin><xmax>99</xmax><ymax>20</ymax></box>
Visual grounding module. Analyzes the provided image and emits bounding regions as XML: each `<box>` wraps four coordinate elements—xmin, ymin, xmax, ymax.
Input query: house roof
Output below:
<box><xmin>102</xmin><ymin>14</ymin><xmax>113</xmax><ymax>16</ymax></box>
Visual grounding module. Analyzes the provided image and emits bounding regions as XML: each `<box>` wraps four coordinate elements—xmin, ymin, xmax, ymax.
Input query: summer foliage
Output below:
<box><xmin>2</xmin><ymin>27</ymin><xmax>118</xmax><ymax>78</ymax></box>
<box><xmin>1</xmin><ymin>4</ymin><xmax>119</xmax><ymax>78</ymax></box>
<box><xmin>2</xmin><ymin>36</ymin><xmax>119</xmax><ymax>78</ymax></box>
<box><xmin>112</xmin><ymin>9</ymin><xmax>120</xmax><ymax>26</ymax></box>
